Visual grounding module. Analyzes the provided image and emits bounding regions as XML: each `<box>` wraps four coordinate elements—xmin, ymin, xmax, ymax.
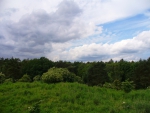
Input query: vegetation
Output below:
<box><xmin>19</xmin><ymin>74</ymin><xmax>32</xmax><ymax>82</ymax></box>
<box><xmin>0</xmin><ymin>57</ymin><xmax>150</xmax><ymax>112</ymax></box>
<box><xmin>1</xmin><ymin>57</ymin><xmax>150</xmax><ymax>89</ymax></box>
<box><xmin>0</xmin><ymin>72</ymin><xmax>5</xmax><ymax>84</ymax></box>
<box><xmin>0</xmin><ymin>82</ymin><xmax>150</xmax><ymax>113</ymax></box>
<box><xmin>33</xmin><ymin>75</ymin><xmax>41</xmax><ymax>82</ymax></box>
<box><xmin>41</xmin><ymin>67</ymin><xmax>82</xmax><ymax>84</ymax></box>
<box><xmin>41</xmin><ymin>68</ymin><xmax>64</xmax><ymax>83</ymax></box>
<box><xmin>121</xmin><ymin>79</ymin><xmax>134</xmax><ymax>93</ymax></box>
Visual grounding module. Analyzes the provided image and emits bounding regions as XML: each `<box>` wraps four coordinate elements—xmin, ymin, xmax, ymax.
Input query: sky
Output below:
<box><xmin>0</xmin><ymin>0</ymin><xmax>150</xmax><ymax>62</ymax></box>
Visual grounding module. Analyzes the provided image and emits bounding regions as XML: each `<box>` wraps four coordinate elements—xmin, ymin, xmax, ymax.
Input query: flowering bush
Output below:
<box><xmin>41</xmin><ymin>67</ymin><xmax>82</xmax><ymax>83</ymax></box>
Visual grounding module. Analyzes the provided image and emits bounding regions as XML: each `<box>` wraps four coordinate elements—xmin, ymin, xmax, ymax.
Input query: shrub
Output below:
<box><xmin>0</xmin><ymin>72</ymin><xmax>5</xmax><ymax>84</ymax></box>
<box><xmin>113</xmin><ymin>79</ymin><xmax>122</xmax><ymax>90</ymax></box>
<box><xmin>61</xmin><ymin>69</ymin><xmax>74</xmax><ymax>82</ymax></box>
<box><xmin>74</xmin><ymin>75</ymin><xmax>83</xmax><ymax>83</ymax></box>
<box><xmin>63</xmin><ymin>72</ymin><xmax>82</xmax><ymax>83</ymax></box>
<box><xmin>19</xmin><ymin>74</ymin><xmax>31</xmax><ymax>82</ymax></box>
<box><xmin>41</xmin><ymin>67</ymin><xmax>82</xmax><ymax>83</ymax></box>
<box><xmin>33</xmin><ymin>75</ymin><xmax>41</xmax><ymax>81</ymax></box>
<box><xmin>103</xmin><ymin>82</ymin><xmax>113</xmax><ymax>89</ymax></box>
<box><xmin>121</xmin><ymin>79</ymin><xmax>134</xmax><ymax>93</ymax></box>
<box><xmin>41</xmin><ymin>68</ymin><xmax>63</xmax><ymax>83</ymax></box>
<box><xmin>4</xmin><ymin>78</ymin><xmax>13</xmax><ymax>83</ymax></box>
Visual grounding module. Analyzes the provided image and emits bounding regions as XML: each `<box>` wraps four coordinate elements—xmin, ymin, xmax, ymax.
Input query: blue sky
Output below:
<box><xmin>101</xmin><ymin>14</ymin><xmax>150</xmax><ymax>41</ymax></box>
<box><xmin>0</xmin><ymin>0</ymin><xmax>150</xmax><ymax>61</ymax></box>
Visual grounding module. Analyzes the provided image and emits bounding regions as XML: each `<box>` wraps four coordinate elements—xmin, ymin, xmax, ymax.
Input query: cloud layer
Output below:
<box><xmin>0</xmin><ymin>0</ymin><xmax>150</xmax><ymax>61</ymax></box>
<box><xmin>0</xmin><ymin>0</ymin><xmax>98</xmax><ymax>58</ymax></box>
<box><xmin>50</xmin><ymin>30</ymin><xmax>150</xmax><ymax>61</ymax></box>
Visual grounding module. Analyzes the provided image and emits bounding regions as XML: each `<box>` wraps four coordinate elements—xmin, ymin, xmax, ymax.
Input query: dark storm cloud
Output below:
<box><xmin>0</xmin><ymin>0</ymin><xmax>82</xmax><ymax>59</ymax></box>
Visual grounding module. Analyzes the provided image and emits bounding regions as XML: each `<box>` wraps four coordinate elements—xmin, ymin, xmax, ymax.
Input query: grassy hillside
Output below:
<box><xmin>0</xmin><ymin>82</ymin><xmax>150</xmax><ymax>113</ymax></box>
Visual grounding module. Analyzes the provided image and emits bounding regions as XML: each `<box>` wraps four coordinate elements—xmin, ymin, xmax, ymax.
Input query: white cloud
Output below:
<box><xmin>76</xmin><ymin>0</ymin><xmax>150</xmax><ymax>24</ymax></box>
<box><xmin>52</xmin><ymin>30</ymin><xmax>150</xmax><ymax>61</ymax></box>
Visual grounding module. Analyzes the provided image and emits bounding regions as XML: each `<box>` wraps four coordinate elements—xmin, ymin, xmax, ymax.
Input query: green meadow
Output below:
<box><xmin>0</xmin><ymin>82</ymin><xmax>150</xmax><ymax>113</ymax></box>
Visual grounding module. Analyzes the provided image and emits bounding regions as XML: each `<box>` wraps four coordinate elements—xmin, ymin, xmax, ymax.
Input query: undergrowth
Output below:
<box><xmin>0</xmin><ymin>82</ymin><xmax>150</xmax><ymax>113</ymax></box>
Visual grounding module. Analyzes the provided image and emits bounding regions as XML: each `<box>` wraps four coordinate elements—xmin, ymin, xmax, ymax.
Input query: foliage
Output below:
<box><xmin>113</xmin><ymin>79</ymin><xmax>122</xmax><ymax>90</ymax></box>
<box><xmin>28</xmin><ymin>102</ymin><xmax>40</xmax><ymax>113</ymax></box>
<box><xmin>74</xmin><ymin>75</ymin><xmax>83</xmax><ymax>83</ymax></box>
<box><xmin>33</xmin><ymin>75</ymin><xmax>41</xmax><ymax>81</ymax></box>
<box><xmin>62</xmin><ymin>71</ymin><xmax>82</xmax><ymax>83</ymax></box>
<box><xmin>0</xmin><ymin>58</ymin><xmax>22</xmax><ymax>80</ymax></box>
<box><xmin>4</xmin><ymin>78</ymin><xmax>13</xmax><ymax>83</ymax></box>
<box><xmin>133</xmin><ymin>58</ymin><xmax>150</xmax><ymax>89</ymax></box>
<box><xmin>0</xmin><ymin>82</ymin><xmax>150</xmax><ymax>113</ymax></box>
<box><xmin>21</xmin><ymin>57</ymin><xmax>54</xmax><ymax>79</ymax></box>
<box><xmin>77</xmin><ymin>62</ymin><xmax>92</xmax><ymax>83</ymax></box>
<box><xmin>87</xmin><ymin>62</ymin><xmax>109</xmax><ymax>86</ymax></box>
<box><xmin>122</xmin><ymin>79</ymin><xmax>134</xmax><ymax>93</ymax></box>
<box><xmin>0</xmin><ymin>72</ymin><xmax>5</xmax><ymax>84</ymax></box>
<box><xmin>41</xmin><ymin>67</ymin><xmax>82</xmax><ymax>83</ymax></box>
<box><xmin>41</xmin><ymin>68</ymin><xmax>63</xmax><ymax>83</ymax></box>
<box><xmin>1</xmin><ymin>57</ymin><xmax>150</xmax><ymax>89</ymax></box>
<box><xmin>18</xmin><ymin>74</ymin><xmax>31</xmax><ymax>82</ymax></box>
<box><xmin>103</xmin><ymin>82</ymin><xmax>113</xmax><ymax>89</ymax></box>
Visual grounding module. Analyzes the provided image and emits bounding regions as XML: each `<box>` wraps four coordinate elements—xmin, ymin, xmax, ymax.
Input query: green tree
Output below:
<box><xmin>0</xmin><ymin>72</ymin><xmax>5</xmax><ymax>84</ymax></box>
<box><xmin>54</xmin><ymin>60</ymin><xmax>72</xmax><ymax>68</ymax></box>
<box><xmin>87</xmin><ymin>61</ymin><xmax>109</xmax><ymax>86</ymax></box>
<box><xmin>106</xmin><ymin>61</ymin><xmax>123</xmax><ymax>83</ymax></box>
<box><xmin>21</xmin><ymin>57</ymin><xmax>54</xmax><ymax>80</ymax></box>
<box><xmin>0</xmin><ymin>57</ymin><xmax>22</xmax><ymax>80</ymax></box>
<box><xmin>106</xmin><ymin>59</ymin><xmax>135</xmax><ymax>84</ymax></box>
<box><xmin>133</xmin><ymin>58</ymin><xmax>150</xmax><ymax>89</ymax></box>
<box><xmin>77</xmin><ymin>62</ymin><xmax>93</xmax><ymax>83</ymax></box>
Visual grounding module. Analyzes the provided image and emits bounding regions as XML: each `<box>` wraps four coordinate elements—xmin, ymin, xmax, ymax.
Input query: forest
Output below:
<box><xmin>0</xmin><ymin>57</ymin><xmax>150</xmax><ymax>89</ymax></box>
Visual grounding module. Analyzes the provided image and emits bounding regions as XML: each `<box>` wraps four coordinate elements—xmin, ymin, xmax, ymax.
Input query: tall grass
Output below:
<box><xmin>0</xmin><ymin>82</ymin><xmax>150</xmax><ymax>113</ymax></box>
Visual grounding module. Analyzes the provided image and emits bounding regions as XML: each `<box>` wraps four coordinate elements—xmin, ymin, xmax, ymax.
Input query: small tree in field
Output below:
<box><xmin>19</xmin><ymin>74</ymin><xmax>31</xmax><ymax>82</ymax></box>
<box><xmin>41</xmin><ymin>67</ymin><xmax>82</xmax><ymax>83</ymax></box>
<box><xmin>41</xmin><ymin>68</ymin><xmax>63</xmax><ymax>83</ymax></box>
<box><xmin>122</xmin><ymin>79</ymin><xmax>134</xmax><ymax>93</ymax></box>
<box><xmin>0</xmin><ymin>72</ymin><xmax>5</xmax><ymax>84</ymax></box>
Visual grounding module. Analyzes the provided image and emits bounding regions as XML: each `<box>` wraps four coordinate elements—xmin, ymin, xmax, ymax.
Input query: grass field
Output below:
<box><xmin>0</xmin><ymin>82</ymin><xmax>150</xmax><ymax>113</ymax></box>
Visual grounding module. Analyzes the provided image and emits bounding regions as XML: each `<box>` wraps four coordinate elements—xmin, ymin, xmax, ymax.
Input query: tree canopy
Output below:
<box><xmin>1</xmin><ymin>56</ymin><xmax>150</xmax><ymax>89</ymax></box>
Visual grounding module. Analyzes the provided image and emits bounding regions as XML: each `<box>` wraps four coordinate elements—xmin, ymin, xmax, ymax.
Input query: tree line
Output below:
<box><xmin>0</xmin><ymin>57</ymin><xmax>150</xmax><ymax>89</ymax></box>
